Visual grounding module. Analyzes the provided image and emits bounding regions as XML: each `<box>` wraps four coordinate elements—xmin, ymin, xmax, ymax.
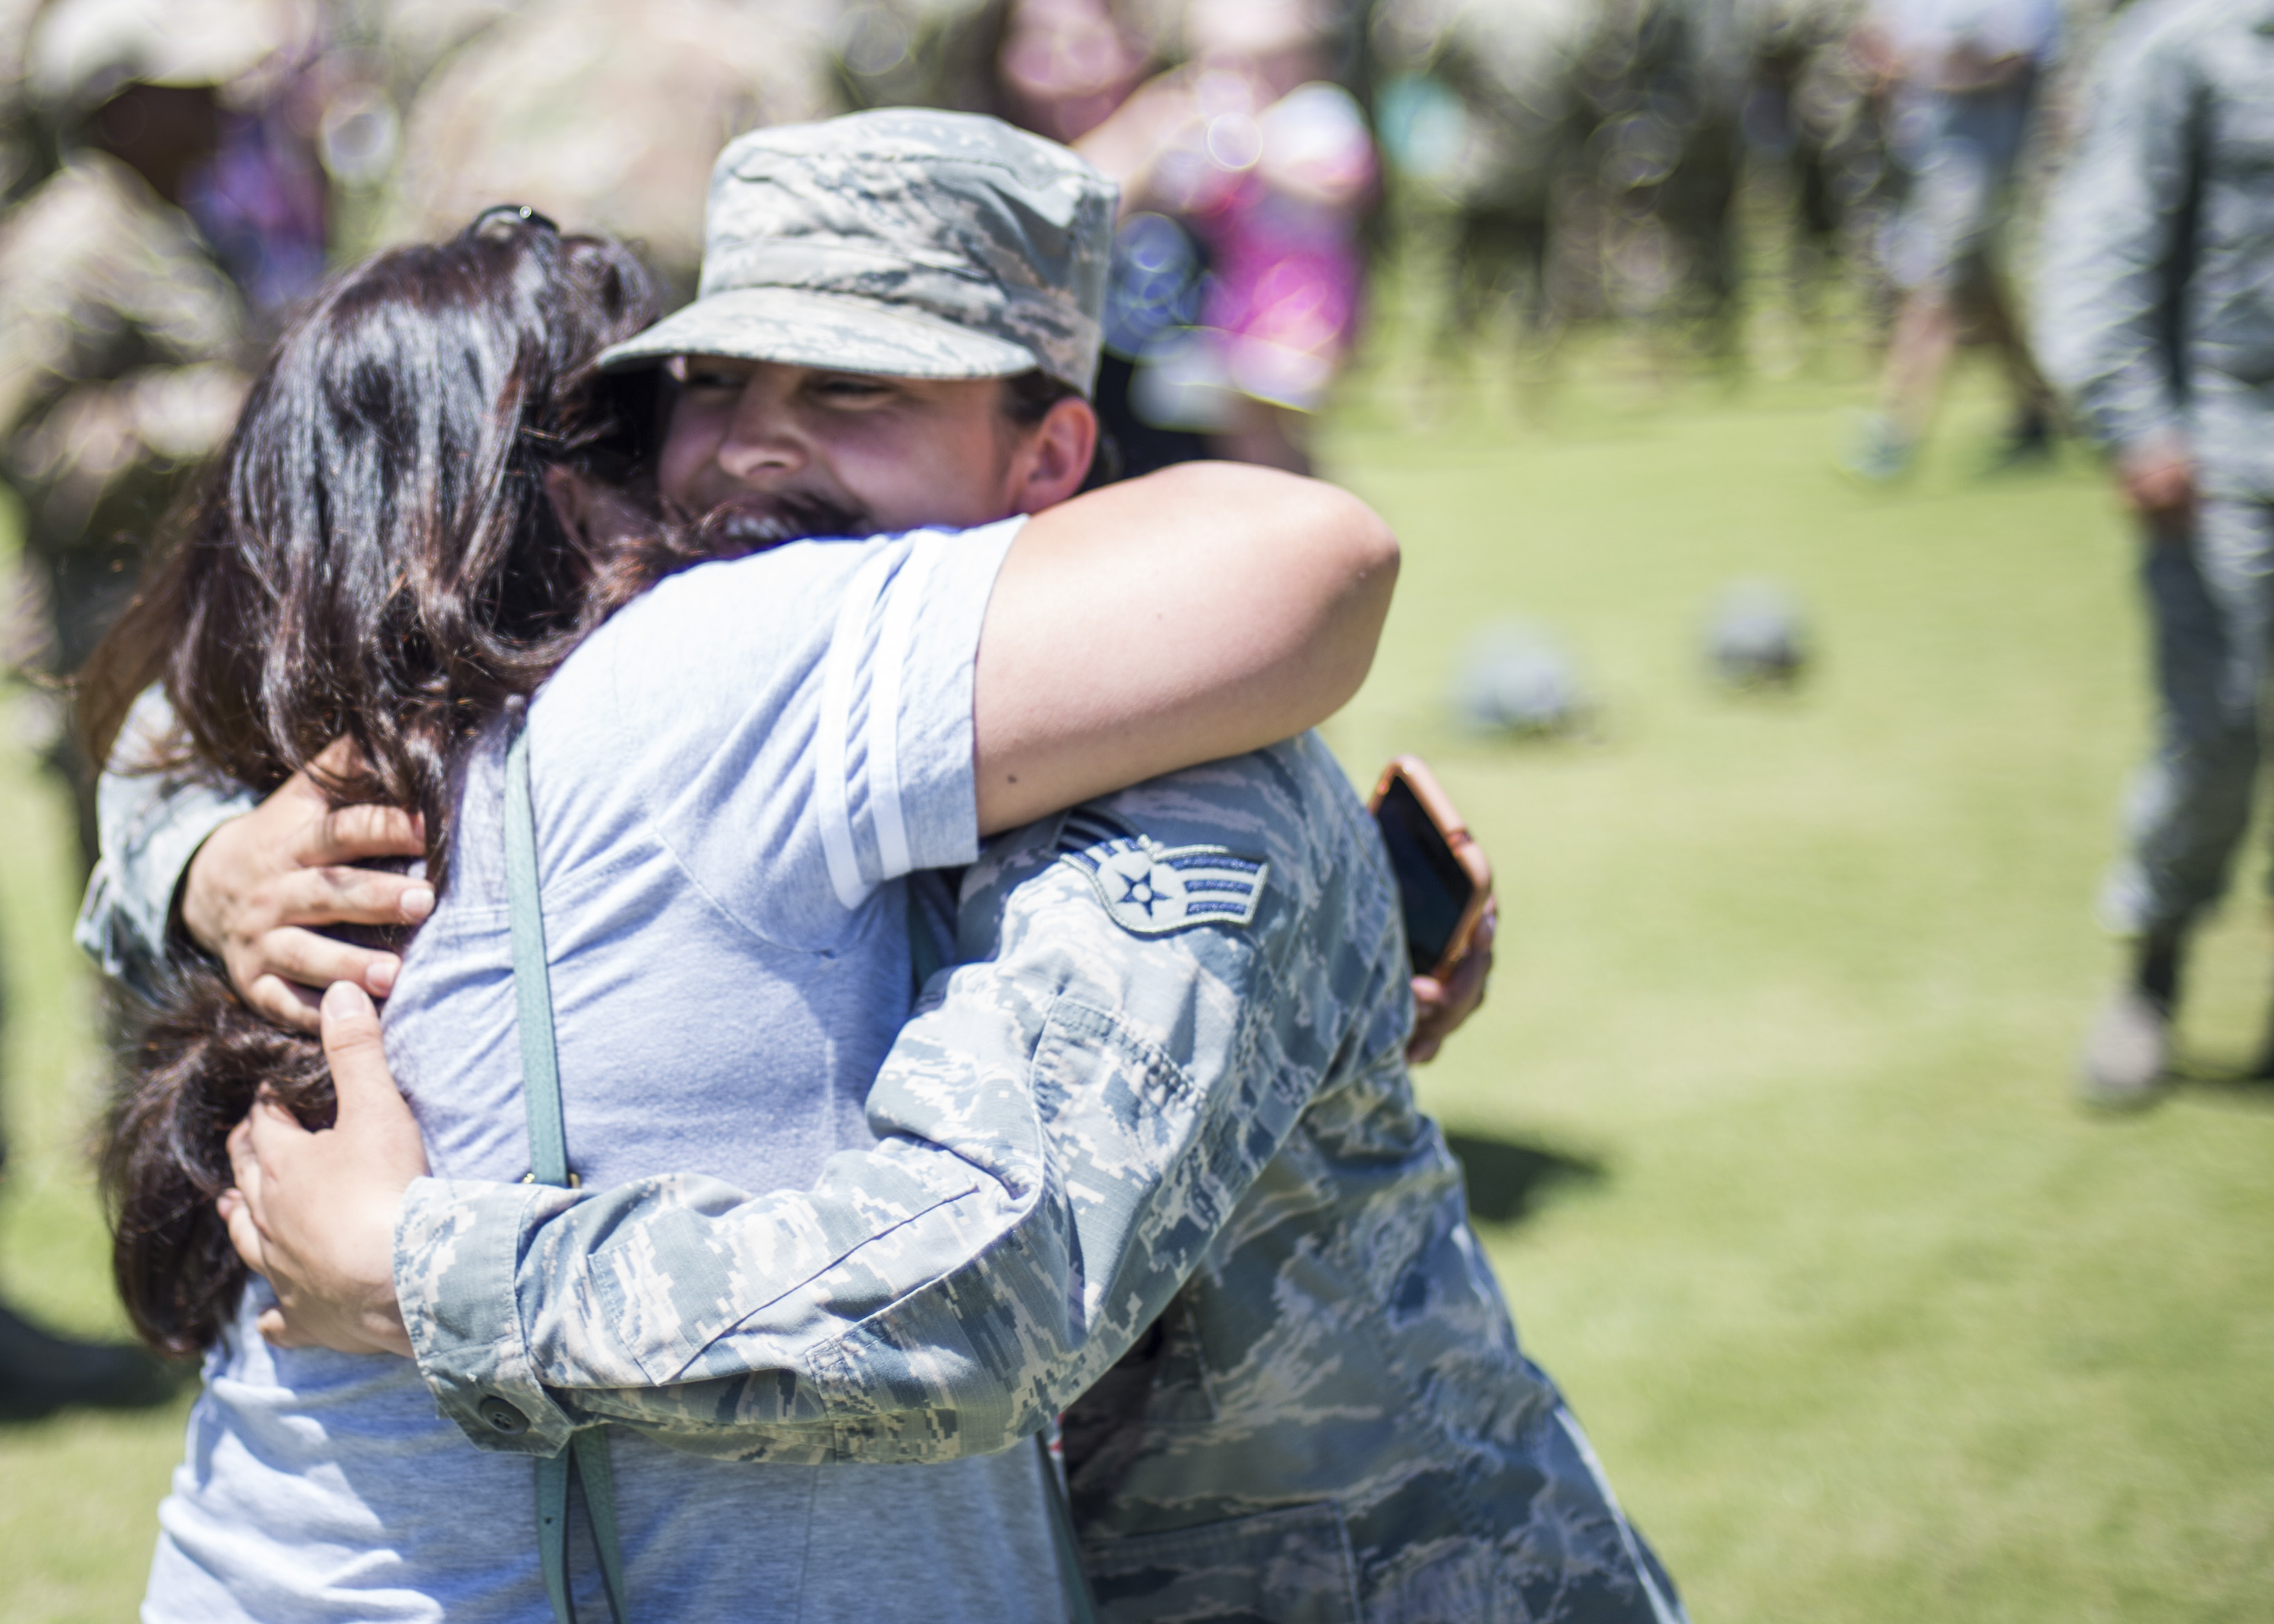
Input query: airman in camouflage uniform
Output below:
<box><xmin>85</xmin><ymin>110</ymin><xmax>1684</xmax><ymax>1621</ymax></box>
<box><xmin>2038</xmin><ymin>0</ymin><xmax>2274</xmax><ymax>1105</ymax></box>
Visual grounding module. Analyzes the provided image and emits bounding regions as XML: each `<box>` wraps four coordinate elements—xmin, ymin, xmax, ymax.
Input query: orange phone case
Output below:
<box><xmin>1368</xmin><ymin>755</ymin><xmax>1494</xmax><ymax>982</ymax></box>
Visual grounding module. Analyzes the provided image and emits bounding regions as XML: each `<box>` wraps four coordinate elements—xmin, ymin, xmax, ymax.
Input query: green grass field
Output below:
<box><xmin>3</xmin><ymin>348</ymin><xmax>2270</xmax><ymax>1620</ymax></box>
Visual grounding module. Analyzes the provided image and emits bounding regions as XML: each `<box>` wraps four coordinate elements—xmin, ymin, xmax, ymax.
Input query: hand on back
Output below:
<box><xmin>180</xmin><ymin>737</ymin><xmax>433</xmax><ymax>1029</ymax></box>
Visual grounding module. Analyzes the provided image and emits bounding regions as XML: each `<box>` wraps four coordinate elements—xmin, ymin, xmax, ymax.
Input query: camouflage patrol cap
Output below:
<box><xmin>597</xmin><ymin>108</ymin><xmax>1118</xmax><ymax>395</ymax></box>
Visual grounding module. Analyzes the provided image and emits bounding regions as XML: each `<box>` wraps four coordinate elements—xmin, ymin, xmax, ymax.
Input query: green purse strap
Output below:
<box><xmin>506</xmin><ymin>715</ymin><xmax>630</xmax><ymax>1624</ymax></box>
<box><xmin>906</xmin><ymin>882</ymin><xmax>1096</xmax><ymax>1624</ymax></box>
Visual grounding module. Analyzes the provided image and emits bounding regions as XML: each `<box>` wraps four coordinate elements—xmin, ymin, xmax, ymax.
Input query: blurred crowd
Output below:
<box><xmin>0</xmin><ymin>0</ymin><xmax>2116</xmax><ymax>814</ymax></box>
<box><xmin>0</xmin><ymin>0</ymin><xmax>2142</xmax><ymax>1419</ymax></box>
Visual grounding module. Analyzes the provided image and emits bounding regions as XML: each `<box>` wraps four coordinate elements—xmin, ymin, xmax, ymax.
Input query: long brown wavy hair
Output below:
<box><xmin>85</xmin><ymin>214</ymin><xmax>719</xmax><ymax>1355</ymax></box>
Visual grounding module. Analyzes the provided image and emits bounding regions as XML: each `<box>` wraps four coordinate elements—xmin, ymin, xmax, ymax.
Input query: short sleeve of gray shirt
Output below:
<box><xmin>521</xmin><ymin>515</ymin><xmax>1024</xmax><ymax>952</ymax></box>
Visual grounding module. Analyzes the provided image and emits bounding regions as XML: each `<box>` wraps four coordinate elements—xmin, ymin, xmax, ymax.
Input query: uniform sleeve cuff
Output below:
<box><xmin>76</xmin><ymin>776</ymin><xmax>250</xmax><ymax>982</ymax></box>
<box><xmin>395</xmin><ymin>1176</ymin><xmax>579</xmax><ymax>1456</ymax></box>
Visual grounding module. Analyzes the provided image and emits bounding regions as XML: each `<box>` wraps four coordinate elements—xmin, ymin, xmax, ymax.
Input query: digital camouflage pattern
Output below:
<box><xmin>388</xmin><ymin>735</ymin><xmax>1685</xmax><ymax>1623</ymax></box>
<box><xmin>596</xmin><ymin>108</ymin><xmax>1118</xmax><ymax>394</ymax></box>
<box><xmin>79</xmin><ymin>716</ymin><xmax>1686</xmax><ymax>1619</ymax></box>
<box><xmin>2035</xmin><ymin>0</ymin><xmax>2274</xmax><ymax>497</ymax></box>
<box><xmin>74</xmin><ymin>687</ymin><xmax>255</xmax><ymax>996</ymax></box>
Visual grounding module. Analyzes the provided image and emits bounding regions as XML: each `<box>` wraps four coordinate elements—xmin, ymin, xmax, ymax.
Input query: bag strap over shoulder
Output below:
<box><xmin>505</xmin><ymin>712</ymin><xmax>630</xmax><ymax>1624</ymax></box>
<box><xmin>506</xmin><ymin>719</ymin><xmax>571</xmax><ymax>1189</ymax></box>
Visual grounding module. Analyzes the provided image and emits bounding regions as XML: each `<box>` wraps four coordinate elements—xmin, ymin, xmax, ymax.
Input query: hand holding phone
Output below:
<box><xmin>1369</xmin><ymin>756</ymin><xmax>1494</xmax><ymax>982</ymax></box>
<box><xmin>1370</xmin><ymin>758</ymin><xmax>1496</xmax><ymax>1063</ymax></box>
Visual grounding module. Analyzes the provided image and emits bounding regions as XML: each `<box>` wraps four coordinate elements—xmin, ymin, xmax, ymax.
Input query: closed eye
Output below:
<box><xmin>810</xmin><ymin>375</ymin><xmax>897</xmax><ymax>406</ymax></box>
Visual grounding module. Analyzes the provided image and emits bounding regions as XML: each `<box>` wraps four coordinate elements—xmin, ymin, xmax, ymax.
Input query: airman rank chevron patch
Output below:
<box><xmin>1056</xmin><ymin>810</ymin><xmax>1269</xmax><ymax>935</ymax></box>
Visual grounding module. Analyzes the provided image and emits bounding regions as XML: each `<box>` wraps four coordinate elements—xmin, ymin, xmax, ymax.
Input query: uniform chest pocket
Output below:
<box><xmin>1082</xmin><ymin>1502</ymin><xmax>1361</xmax><ymax>1624</ymax></box>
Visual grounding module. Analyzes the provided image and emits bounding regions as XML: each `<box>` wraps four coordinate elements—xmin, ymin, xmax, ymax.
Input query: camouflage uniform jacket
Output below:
<box><xmin>2034</xmin><ymin>0</ymin><xmax>2274</xmax><ymax>497</ymax></box>
<box><xmin>80</xmin><ymin>728</ymin><xmax>1684</xmax><ymax>1623</ymax></box>
<box><xmin>74</xmin><ymin>687</ymin><xmax>257</xmax><ymax>998</ymax></box>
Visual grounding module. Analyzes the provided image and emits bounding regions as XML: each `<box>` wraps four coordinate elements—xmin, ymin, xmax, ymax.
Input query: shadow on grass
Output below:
<box><xmin>2171</xmin><ymin>1057</ymin><xmax>2274</xmax><ymax>1111</ymax></box>
<box><xmin>1441</xmin><ymin>1131</ymin><xmax>1605</xmax><ymax>1226</ymax></box>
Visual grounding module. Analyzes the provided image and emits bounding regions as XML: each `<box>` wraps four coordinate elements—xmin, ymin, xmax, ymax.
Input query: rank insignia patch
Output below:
<box><xmin>1056</xmin><ymin>810</ymin><xmax>1269</xmax><ymax>935</ymax></box>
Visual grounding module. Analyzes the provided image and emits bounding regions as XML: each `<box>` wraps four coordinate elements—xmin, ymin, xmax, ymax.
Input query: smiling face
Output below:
<box><xmin>654</xmin><ymin>356</ymin><xmax>1094</xmax><ymax>549</ymax></box>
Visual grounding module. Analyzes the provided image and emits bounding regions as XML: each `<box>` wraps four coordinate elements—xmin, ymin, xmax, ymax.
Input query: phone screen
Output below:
<box><xmin>1373</xmin><ymin>775</ymin><xmax>1477</xmax><ymax>975</ymax></box>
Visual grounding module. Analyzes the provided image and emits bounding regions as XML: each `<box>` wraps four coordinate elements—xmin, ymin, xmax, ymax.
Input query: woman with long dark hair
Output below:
<box><xmin>83</xmin><ymin>212</ymin><xmax>1099</xmax><ymax>1622</ymax></box>
<box><xmin>87</xmin><ymin>212</ymin><xmax>681</xmax><ymax>1360</ymax></box>
<box><xmin>85</xmin><ymin>199</ymin><xmax>1396</xmax><ymax>1620</ymax></box>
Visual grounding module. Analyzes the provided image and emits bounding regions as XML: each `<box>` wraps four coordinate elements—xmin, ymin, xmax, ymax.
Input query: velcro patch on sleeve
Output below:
<box><xmin>1056</xmin><ymin>810</ymin><xmax>1269</xmax><ymax>935</ymax></box>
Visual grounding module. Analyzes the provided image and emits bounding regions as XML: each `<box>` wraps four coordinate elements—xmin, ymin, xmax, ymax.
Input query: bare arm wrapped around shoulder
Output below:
<box><xmin>974</xmin><ymin>463</ymin><xmax>1396</xmax><ymax>832</ymax></box>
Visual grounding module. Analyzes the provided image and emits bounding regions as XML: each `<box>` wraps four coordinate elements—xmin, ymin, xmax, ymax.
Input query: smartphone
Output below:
<box><xmin>1368</xmin><ymin>756</ymin><xmax>1494</xmax><ymax>981</ymax></box>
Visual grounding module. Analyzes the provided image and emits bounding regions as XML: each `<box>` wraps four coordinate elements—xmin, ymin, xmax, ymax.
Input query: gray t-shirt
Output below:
<box><xmin>145</xmin><ymin>520</ymin><xmax>1064</xmax><ymax>1623</ymax></box>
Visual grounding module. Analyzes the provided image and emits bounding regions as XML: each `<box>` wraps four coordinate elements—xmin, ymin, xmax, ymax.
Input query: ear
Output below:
<box><xmin>1008</xmin><ymin>397</ymin><xmax>1101</xmax><ymax>514</ymax></box>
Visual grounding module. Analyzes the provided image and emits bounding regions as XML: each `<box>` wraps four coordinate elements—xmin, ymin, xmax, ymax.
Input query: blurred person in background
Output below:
<box><xmin>1843</xmin><ymin>0</ymin><xmax>2062</xmax><ymax>479</ymax></box>
<box><xmin>374</xmin><ymin>0</ymin><xmax>834</xmax><ymax>298</ymax></box>
<box><xmin>0</xmin><ymin>0</ymin><xmax>301</xmax><ymax>1425</ymax></box>
<box><xmin>1</xmin><ymin>0</ymin><xmax>302</xmax><ymax>864</ymax></box>
<box><xmin>1743</xmin><ymin>0</ymin><xmax>1900</xmax><ymax>339</ymax></box>
<box><xmin>1578</xmin><ymin>0</ymin><xmax>1754</xmax><ymax>360</ymax></box>
<box><xmin>833</xmin><ymin>0</ymin><xmax>1383</xmax><ymax>477</ymax></box>
<box><xmin>2039</xmin><ymin>0</ymin><xmax>2274</xmax><ymax>1108</ymax></box>
<box><xmin>1374</xmin><ymin>0</ymin><xmax>1591</xmax><ymax>381</ymax></box>
<box><xmin>1080</xmin><ymin>0</ymin><xmax>1378</xmax><ymax>474</ymax></box>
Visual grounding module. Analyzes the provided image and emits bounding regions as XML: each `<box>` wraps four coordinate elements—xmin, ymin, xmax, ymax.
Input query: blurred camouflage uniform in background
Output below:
<box><xmin>0</xmin><ymin>0</ymin><xmax>302</xmax><ymax>868</ymax></box>
<box><xmin>370</xmin><ymin>0</ymin><xmax>836</xmax><ymax>294</ymax></box>
<box><xmin>0</xmin><ymin>0</ymin><xmax>277</xmax><ymax>1421</ymax></box>
<box><xmin>1377</xmin><ymin>0</ymin><xmax>1593</xmax><ymax>357</ymax></box>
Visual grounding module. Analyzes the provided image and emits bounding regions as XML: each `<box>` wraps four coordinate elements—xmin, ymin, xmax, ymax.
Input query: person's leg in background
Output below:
<box><xmin>1848</xmin><ymin>76</ymin><xmax>2048</xmax><ymax>479</ymax></box>
<box><xmin>2084</xmin><ymin>495</ymin><xmax>2274</xmax><ymax>1104</ymax></box>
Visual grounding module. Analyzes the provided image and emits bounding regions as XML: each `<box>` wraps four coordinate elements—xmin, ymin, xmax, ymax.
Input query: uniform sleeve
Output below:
<box><xmin>391</xmin><ymin>738</ymin><xmax>1408</xmax><ymax>1461</ymax></box>
<box><xmin>2033</xmin><ymin>20</ymin><xmax>2201</xmax><ymax>459</ymax></box>
<box><xmin>73</xmin><ymin>686</ymin><xmax>257</xmax><ymax>998</ymax></box>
